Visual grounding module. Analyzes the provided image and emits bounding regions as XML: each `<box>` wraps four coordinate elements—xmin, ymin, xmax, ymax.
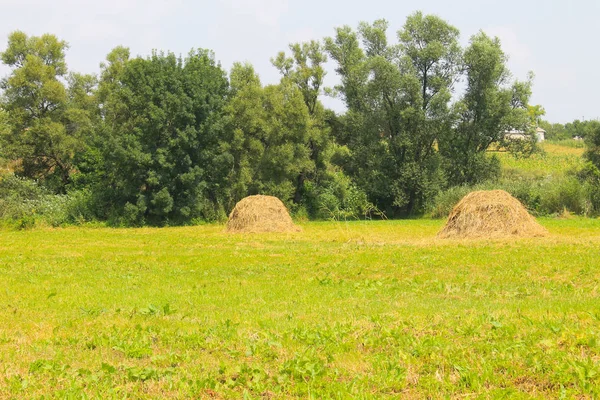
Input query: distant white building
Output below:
<box><xmin>504</xmin><ymin>129</ymin><xmax>528</xmax><ymax>141</ymax></box>
<box><xmin>503</xmin><ymin>127</ymin><xmax>546</xmax><ymax>143</ymax></box>
<box><xmin>535</xmin><ymin>127</ymin><xmax>546</xmax><ymax>142</ymax></box>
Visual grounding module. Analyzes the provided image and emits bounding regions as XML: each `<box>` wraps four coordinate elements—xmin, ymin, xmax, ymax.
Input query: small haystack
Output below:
<box><xmin>226</xmin><ymin>195</ymin><xmax>301</xmax><ymax>233</ymax></box>
<box><xmin>438</xmin><ymin>190</ymin><xmax>548</xmax><ymax>239</ymax></box>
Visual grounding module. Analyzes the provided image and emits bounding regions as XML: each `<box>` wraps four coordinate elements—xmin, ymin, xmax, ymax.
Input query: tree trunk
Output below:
<box><xmin>294</xmin><ymin>173</ymin><xmax>305</xmax><ymax>204</ymax></box>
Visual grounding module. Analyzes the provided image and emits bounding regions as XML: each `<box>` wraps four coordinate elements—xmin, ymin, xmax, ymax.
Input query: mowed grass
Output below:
<box><xmin>1</xmin><ymin>220</ymin><xmax>600</xmax><ymax>398</ymax></box>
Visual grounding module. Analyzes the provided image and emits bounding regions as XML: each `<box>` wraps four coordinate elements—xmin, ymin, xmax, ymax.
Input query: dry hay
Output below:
<box><xmin>438</xmin><ymin>190</ymin><xmax>548</xmax><ymax>239</ymax></box>
<box><xmin>226</xmin><ymin>195</ymin><xmax>301</xmax><ymax>233</ymax></box>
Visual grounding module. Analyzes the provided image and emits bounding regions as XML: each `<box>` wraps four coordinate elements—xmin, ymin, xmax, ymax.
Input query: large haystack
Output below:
<box><xmin>226</xmin><ymin>195</ymin><xmax>301</xmax><ymax>233</ymax></box>
<box><xmin>438</xmin><ymin>190</ymin><xmax>548</xmax><ymax>239</ymax></box>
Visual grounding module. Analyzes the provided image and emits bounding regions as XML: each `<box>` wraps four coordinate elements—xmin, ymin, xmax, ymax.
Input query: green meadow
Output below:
<box><xmin>1</xmin><ymin>219</ymin><xmax>600</xmax><ymax>398</ymax></box>
<box><xmin>497</xmin><ymin>142</ymin><xmax>586</xmax><ymax>178</ymax></box>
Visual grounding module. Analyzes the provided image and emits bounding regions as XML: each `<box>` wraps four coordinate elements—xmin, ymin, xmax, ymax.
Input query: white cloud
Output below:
<box><xmin>220</xmin><ymin>0</ymin><xmax>289</xmax><ymax>27</ymax></box>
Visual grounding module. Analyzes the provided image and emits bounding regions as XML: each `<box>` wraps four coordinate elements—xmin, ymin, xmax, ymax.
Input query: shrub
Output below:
<box><xmin>0</xmin><ymin>174</ymin><xmax>96</xmax><ymax>228</ymax></box>
<box><xmin>428</xmin><ymin>175</ymin><xmax>592</xmax><ymax>218</ymax></box>
<box><xmin>427</xmin><ymin>185</ymin><xmax>474</xmax><ymax>219</ymax></box>
<box><xmin>303</xmin><ymin>169</ymin><xmax>379</xmax><ymax>220</ymax></box>
<box><xmin>577</xmin><ymin>162</ymin><xmax>600</xmax><ymax>214</ymax></box>
<box><xmin>537</xmin><ymin>176</ymin><xmax>588</xmax><ymax>215</ymax></box>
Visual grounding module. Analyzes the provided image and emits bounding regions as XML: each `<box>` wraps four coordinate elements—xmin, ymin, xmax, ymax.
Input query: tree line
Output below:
<box><xmin>0</xmin><ymin>12</ymin><xmax>554</xmax><ymax>225</ymax></box>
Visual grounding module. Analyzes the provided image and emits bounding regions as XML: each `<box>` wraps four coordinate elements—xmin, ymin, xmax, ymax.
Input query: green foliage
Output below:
<box><xmin>0</xmin><ymin>31</ymin><xmax>86</xmax><ymax>192</ymax></box>
<box><xmin>398</xmin><ymin>11</ymin><xmax>461</xmax><ymax>111</ymax></box>
<box><xmin>87</xmin><ymin>49</ymin><xmax>230</xmax><ymax>225</ymax></box>
<box><xmin>539</xmin><ymin>120</ymin><xmax>567</xmax><ymax>140</ymax></box>
<box><xmin>0</xmin><ymin>20</ymin><xmax>571</xmax><ymax>224</ymax></box>
<box><xmin>439</xmin><ymin>32</ymin><xmax>530</xmax><ymax>186</ymax></box>
<box><xmin>527</xmin><ymin>104</ymin><xmax>545</xmax><ymax>125</ymax></box>
<box><xmin>325</xmin><ymin>14</ymin><xmax>460</xmax><ymax>215</ymax></box>
<box><xmin>568</xmin><ymin>119</ymin><xmax>600</xmax><ymax>139</ymax></box>
<box><xmin>225</xmin><ymin>48</ymin><xmax>346</xmax><ymax>215</ymax></box>
<box><xmin>583</xmin><ymin>121</ymin><xmax>600</xmax><ymax>169</ymax></box>
<box><xmin>271</xmin><ymin>41</ymin><xmax>333</xmax><ymax>204</ymax></box>
<box><xmin>0</xmin><ymin>109</ymin><xmax>8</xmax><ymax>169</ymax></box>
<box><xmin>577</xmin><ymin>162</ymin><xmax>600</xmax><ymax>214</ymax></box>
<box><xmin>224</xmin><ymin>63</ymin><xmax>314</xmax><ymax>208</ymax></box>
<box><xmin>428</xmin><ymin>175</ymin><xmax>592</xmax><ymax>218</ymax></box>
<box><xmin>541</xmin><ymin>118</ymin><xmax>600</xmax><ymax>141</ymax></box>
<box><xmin>302</xmin><ymin>167</ymin><xmax>377</xmax><ymax>220</ymax></box>
<box><xmin>537</xmin><ymin>175</ymin><xmax>589</xmax><ymax>215</ymax></box>
<box><xmin>0</xmin><ymin>174</ymin><xmax>94</xmax><ymax>228</ymax></box>
<box><xmin>272</xmin><ymin>40</ymin><xmax>327</xmax><ymax>116</ymax></box>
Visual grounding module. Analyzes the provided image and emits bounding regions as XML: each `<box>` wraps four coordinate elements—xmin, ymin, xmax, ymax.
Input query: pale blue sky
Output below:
<box><xmin>0</xmin><ymin>0</ymin><xmax>598</xmax><ymax>122</ymax></box>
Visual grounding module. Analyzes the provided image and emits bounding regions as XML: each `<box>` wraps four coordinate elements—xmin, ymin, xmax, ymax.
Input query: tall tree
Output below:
<box><xmin>272</xmin><ymin>41</ymin><xmax>331</xmax><ymax>203</ymax></box>
<box><xmin>272</xmin><ymin>41</ymin><xmax>327</xmax><ymax>115</ymax></box>
<box><xmin>0</xmin><ymin>31</ymin><xmax>81</xmax><ymax>191</ymax></box>
<box><xmin>325</xmin><ymin>14</ymin><xmax>460</xmax><ymax>215</ymax></box>
<box><xmin>398</xmin><ymin>11</ymin><xmax>461</xmax><ymax>114</ymax></box>
<box><xmin>224</xmin><ymin>62</ymin><xmax>313</xmax><ymax>207</ymax></box>
<box><xmin>439</xmin><ymin>32</ymin><xmax>532</xmax><ymax>185</ymax></box>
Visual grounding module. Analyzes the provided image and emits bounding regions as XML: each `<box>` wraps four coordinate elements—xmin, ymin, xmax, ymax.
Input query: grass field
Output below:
<box><xmin>496</xmin><ymin>142</ymin><xmax>585</xmax><ymax>178</ymax></box>
<box><xmin>1</xmin><ymin>219</ymin><xmax>600</xmax><ymax>398</ymax></box>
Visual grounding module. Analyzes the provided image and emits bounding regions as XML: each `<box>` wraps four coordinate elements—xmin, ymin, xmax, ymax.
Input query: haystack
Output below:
<box><xmin>226</xmin><ymin>195</ymin><xmax>301</xmax><ymax>233</ymax></box>
<box><xmin>438</xmin><ymin>190</ymin><xmax>548</xmax><ymax>239</ymax></box>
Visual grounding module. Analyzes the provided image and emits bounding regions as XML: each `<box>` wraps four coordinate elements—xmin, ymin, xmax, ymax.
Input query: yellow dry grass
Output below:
<box><xmin>225</xmin><ymin>195</ymin><xmax>301</xmax><ymax>233</ymax></box>
<box><xmin>438</xmin><ymin>190</ymin><xmax>548</xmax><ymax>239</ymax></box>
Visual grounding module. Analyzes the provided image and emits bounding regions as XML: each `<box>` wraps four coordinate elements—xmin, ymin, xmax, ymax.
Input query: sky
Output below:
<box><xmin>0</xmin><ymin>0</ymin><xmax>598</xmax><ymax>123</ymax></box>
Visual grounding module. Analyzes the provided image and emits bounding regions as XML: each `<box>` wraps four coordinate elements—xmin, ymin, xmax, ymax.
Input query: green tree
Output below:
<box><xmin>439</xmin><ymin>32</ymin><xmax>532</xmax><ymax>185</ymax></box>
<box><xmin>325</xmin><ymin>14</ymin><xmax>460</xmax><ymax>215</ymax></box>
<box><xmin>398</xmin><ymin>11</ymin><xmax>461</xmax><ymax>114</ymax></box>
<box><xmin>72</xmin><ymin>47</ymin><xmax>131</xmax><ymax>192</ymax></box>
<box><xmin>565</xmin><ymin>119</ymin><xmax>600</xmax><ymax>139</ymax></box>
<box><xmin>90</xmin><ymin>49</ymin><xmax>230</xmax><ymax>225</ymax></box>
<box><xmin>0</xmin><ymin>107</ymin><xmax>9</xmax><ymax>164</ymax></box>
<box><xmin>272</xmin><ymin>41</ymin><xmax>333</xmax><ymax>203</ymax></box>
<box><xmin>539</xmin><ymin>120</ymin><xmax>566</xmax><ymax>140</ymax></box>
<box><xmin>584</xmin><ymin>122</ymin><xmax>600</xmax><ymax>168</ymax></box>
<box><xmin>224</xmin><ymin>62</ymin><xmax>313</xmax><ymax>208</ymax></box>
<box><xmin>272</xmin><ymin>41</ymin><xmax>327</xmax><ymax>115</ymax></box>
<box><xmin>0</xmin><ymin>31</ymin><xmax>82</xmax><ymax>191</ymax></box>
<box><xmin>527</xmin><ymin>104</ymin><xmax>545</xmax><ymax>126</ymax></box>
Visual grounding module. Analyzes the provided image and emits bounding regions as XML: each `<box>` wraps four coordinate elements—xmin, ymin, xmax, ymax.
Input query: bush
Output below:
<box><xmin>426</xmin><ymin>185</ymin><xmax>474</xmax><ymax>219</ymax></box>
<box><xmin>537</xmin><ymin>176</ymin><xmax>588</xmax><ymax>215</ymax></box>
<box><xmin>303</xmin><ymin>169</ymin><xmax>380</xmax><ymax>220</ymax></box>
<box><xmin>577</xmin><ymin>162</ymin><xmax>600</xmax><ymax>214</ymax></box>
<box><xmin>0</xmin><ymin>174</ymin><xmax>96</xmax><ymax>228</ymax></box>
<box><xmin>428</xmin><ymin>175</ymin><xmax>592</xmax><ymax>218</ymax></box>
<box><xmin>502</xmin><ymin>135</ymin><xmax>540</xmax><ymax>159</ymax></box>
